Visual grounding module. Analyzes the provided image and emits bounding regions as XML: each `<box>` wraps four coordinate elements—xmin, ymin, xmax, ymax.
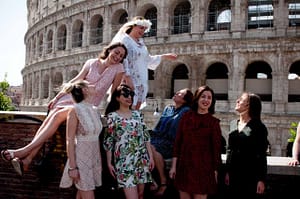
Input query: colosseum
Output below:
<box><xmin>21</xmin><ymin>0</ymin><xmax>300</xmax><ymax>156</ymax></box>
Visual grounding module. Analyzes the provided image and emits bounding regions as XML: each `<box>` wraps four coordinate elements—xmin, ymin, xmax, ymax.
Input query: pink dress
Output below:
<box><xmin>53</xmin><ymin>58</ymin><xmax>124</xmax><ymax>108</ymax></box>
<box><xmin>60</xmin><ymin>101</ymin><xmax>103</xmax><ymax>191</ymax></box>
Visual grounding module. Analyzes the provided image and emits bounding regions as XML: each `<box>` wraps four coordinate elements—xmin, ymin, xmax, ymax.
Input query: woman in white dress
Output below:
<box><xmin>111</xmin><ymin>16</ymin><xmax>177</xmax><ymax>110</ymax></box>
<box><xmin>59</xmin><ymin>80</ymin><xmax>102</xmax><ymax>199</ymax></box>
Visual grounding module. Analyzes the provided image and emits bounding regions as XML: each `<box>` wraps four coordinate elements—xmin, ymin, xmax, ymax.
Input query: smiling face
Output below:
<box><xmin>173</xmin><ymin>89</ymin><xmax>187</xmax><ymax>106</ymax></box>
<box><xmin>107</xmin><ymin>46</ymin><xmax>126</xmax><ymax>65</ymax></box>
<box><xmin>197</xmin><ymin>90</ymin><xmax>213</xmax><ymax>114</ymax></box>
<box><xmin>117</xmin><ymin>86</ymin><xmax>134</xmax><ymax>107</ymax></box>
<box><xmin>130</xmin><ymin>25</ymin><xmax>147</xmax><ymax>39</ymax></box>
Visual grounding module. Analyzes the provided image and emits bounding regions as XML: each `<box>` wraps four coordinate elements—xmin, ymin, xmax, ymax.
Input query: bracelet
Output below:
<box><xmin>68</xmin><ymin>166</ymin><xmax>78</xmax><ymax>172</ymax></box>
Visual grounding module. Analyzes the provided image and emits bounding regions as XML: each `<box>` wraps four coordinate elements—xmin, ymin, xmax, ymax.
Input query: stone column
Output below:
<box><xmin>230</xmin><ymin>0</ymin><xmax>246</xmax><ymax>38</ymax></box>
<box><xmin>83</xmin><ymin>10</ymin><xmax>89</xmax><ymax>47</ymax></box>
<box><xmin>274</xmin><ymin>0</ymin><xmax>289</xmax><ymax>37</ymax></box>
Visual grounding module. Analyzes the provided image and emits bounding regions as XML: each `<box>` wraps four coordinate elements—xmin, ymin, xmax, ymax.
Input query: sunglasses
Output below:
<box><xmin>120</xmin><ymin>89</ymin><xmax>135</xmax><ymax>98</ymax></box>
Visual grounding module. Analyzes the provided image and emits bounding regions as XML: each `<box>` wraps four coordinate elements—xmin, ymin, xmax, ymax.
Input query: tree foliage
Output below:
<box><xmin>0</xmin><ymin>74</ymin><xmax>16</xmax><ymax>111</ymax></box>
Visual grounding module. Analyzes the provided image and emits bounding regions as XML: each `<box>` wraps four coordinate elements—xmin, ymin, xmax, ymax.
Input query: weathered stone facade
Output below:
<box><xmin>21</xmin><ymin>0</ymin><xmax>300</xmax><ymax>156</ymax></box>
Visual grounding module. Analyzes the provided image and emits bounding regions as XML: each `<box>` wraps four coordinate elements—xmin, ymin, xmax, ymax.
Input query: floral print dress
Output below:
<box><xmin>103</xmin><ymin>110</ymin><xmax>153</xmax><ymax>188</ymax></box>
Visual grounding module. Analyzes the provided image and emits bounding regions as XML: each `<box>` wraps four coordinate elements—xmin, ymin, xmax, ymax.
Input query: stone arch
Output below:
<box><xmin>69</xmin><ymin>70</ymin><xmax>79</xmax><ymax>81</ymax></box>
<box><xmin>288</xmin><ymin>60</ymin><xmax>300</xmax><ymax>102</ymax></box>
<box><xmin>38</xmin><ymin>33</ymin><xmax>43</xmax><ymax>57</ymax></box>
<box><xmin>46</xmin><ymin>29</ymin><xmax>53</xmax><ymax>54</ymax></box>
<box><xmin>171</xmin><ymin>1</ymin><xmax>192</xmax><ymax>34</ymax></box>
<box><xmin>90</xmin><ymin>14</ymin><xmax>103</xmax><ymax>45</ymax></box>
<box><xmin>140</xmin><ymin>5</ymin><xmax>158</xmax><ymax>37</ymax></box>
<box><xmin>111</xmin><ymin>9</ymin><xmax>128</xmax><ymax>37</ymax></box>
<box><xmin>207</xmin><ymin>0</ymin><xmax>231</xmax><ymax>31</ymax></box>
<box><xmin>245</xmin><ymin>61</ymin><xmax>272</xmax><ymax>101</ymax></box>
<box><xmin>57</xmin><ymin>24</ymin><xmax>67</xmax><ymax>50</ymax></box>
<box><xmin>42</xmin><ymin>74</ymin><xmax>49</xmax><ymax>99</ymax></box>
<box><xmin>206</xmin><ymin>62</ymin><xmax>229</xmax><ymax>100</ymax></box>
<box><xmin>53</xmin><ymin>72</ymin><xmax>63</xmax><ymax>91</ymax></box>
<box><xmin>171</xmin><ymin>64</ymin><xmax>189</xmax><ymax>97</ymax></box>
<box><xmin>72</xmin><ymin>19</ymin><xmax>84</xmax><ymax>48</ymax></box>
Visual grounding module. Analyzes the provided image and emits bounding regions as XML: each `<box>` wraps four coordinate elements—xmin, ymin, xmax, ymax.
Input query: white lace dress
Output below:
<box><xmin>60</xmin><ymin>102</ymin><xmax>103</xmax><ymax>191</ymax></box>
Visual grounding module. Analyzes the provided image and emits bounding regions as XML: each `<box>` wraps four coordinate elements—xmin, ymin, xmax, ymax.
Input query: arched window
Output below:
<box><xmin>288</xmin><ymin>61</ymin><xmax>300</xmax><ymax>102</ymax></box>
<box><xmin>90</xmin><ymin>15</ymin><xmax>103</xmax><ymax>45</ymax></box>
<box><xmin>46</xmin><ymin>30</ymin><xmax>53</xmax><ymax>54</ymax></box>
<box><xmin>72</xmin><ymin>20</ymin><xmax>83</xmax><ymax>48</ymax></box>
<box><xmin>42</xmin><ymin>74</ymin><xmax>49</xmax><ymax>99</ymax></box>
<box><xmin>171</xmin><ymin>2</ymin><xmax>191</xmax><ymax>34</ymax></box>
<box><xmin>206</xmin><ymin>62</ymin><xmax>228</xmax><ymax>100</ymax></box>
<box><xmin>144</xmin><ymin>7</ymin><xmax>157</xmax><ymax>37</ymax></box>
<box><xmin>57</xmin><ymin>25</ymin><xmax>67</xmax><ymax>50</ymax></box>
<box><xmin>111</xmin><ymin>11</ymin><xmax>128</xmax><ymax>37</ymax></box>
<box><xmin>207</xmin><ymin>0</ymin><xmax>231</xmax><ymax>31</ymax></box>
<box><xmin>245</xmin><ymin>61</ymin><xmax>272</xmax><ymax>101</ymax></box>
<box><xmin>38</xmin><ymin>33</ymin><xmax>43</xmax><ymax>57</ymax></box>
<box><xmin>171</xmin><ymin>64</ymin><xmax>189</xmax><ymax>97</ymax></box>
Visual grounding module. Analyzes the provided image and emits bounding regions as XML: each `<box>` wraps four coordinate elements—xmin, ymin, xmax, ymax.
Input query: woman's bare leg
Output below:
<box><xmin>151</xmin><ymin>146</ymin><xmax>167</xmax><ymax>195</ymax></box>
<box><xmin>7</xmin><ymin>108</ymin><xmax>69</xmax><ymax>165</ymax></box>
<box><xmin>123</xmin><ymin>186</ymin><xmax>139</xmax><ymax>199</ymax></box>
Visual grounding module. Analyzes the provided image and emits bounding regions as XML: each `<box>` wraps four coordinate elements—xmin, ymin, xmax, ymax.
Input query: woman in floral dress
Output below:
<box><xmin>103</xmin><ymin>84</ymin><xmax>154</xmax><ymax>199</ymax></box>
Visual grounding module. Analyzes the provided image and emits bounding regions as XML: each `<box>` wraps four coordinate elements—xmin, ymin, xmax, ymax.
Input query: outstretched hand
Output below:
<box><xmin>162</xmin><ymin>53</ymin><xmax>177</xmax><ymax>61</ymax></box>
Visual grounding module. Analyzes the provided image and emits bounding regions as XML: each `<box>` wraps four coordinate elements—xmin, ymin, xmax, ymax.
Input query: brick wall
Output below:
<box><xmin>0</xmin><ymin>114</ymin><xmax>76</xmax><ymax>198</ymax></box>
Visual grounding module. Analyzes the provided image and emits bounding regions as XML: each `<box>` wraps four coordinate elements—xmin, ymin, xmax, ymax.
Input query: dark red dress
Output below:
<box><xmin>173</xmin><ymin>110</ymin><xmax>222</xmax><ymax>194</ymax></box>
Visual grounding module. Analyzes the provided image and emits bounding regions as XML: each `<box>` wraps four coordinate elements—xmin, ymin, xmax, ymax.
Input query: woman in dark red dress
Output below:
<box><xmin>169</xmin><ymin>85</ymin><xmax>222</xmax><ymax>199</ymax></box>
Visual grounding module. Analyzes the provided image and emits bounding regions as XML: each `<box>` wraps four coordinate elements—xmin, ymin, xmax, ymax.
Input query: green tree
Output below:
<box><xmin>0</xmin><ymin>74</ymin><xmax>16</xmax><ymax>111</ymax></box>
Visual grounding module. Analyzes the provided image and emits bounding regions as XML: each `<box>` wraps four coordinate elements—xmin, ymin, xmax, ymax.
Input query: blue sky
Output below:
<box><xmin>0</xmin><ymin>1</ymin><xmax>27</xmax><ymax>86</ymax></box>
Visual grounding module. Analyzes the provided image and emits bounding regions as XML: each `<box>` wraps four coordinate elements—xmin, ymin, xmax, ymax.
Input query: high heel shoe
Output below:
<box><xmin>11</xmin><ymin>157</ymin><xmax>24</xmax><ymax>176</ymax></box>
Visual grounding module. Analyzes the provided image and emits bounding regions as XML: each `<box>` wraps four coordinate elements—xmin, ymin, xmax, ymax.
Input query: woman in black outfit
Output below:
<box><xmin>225</xmin><ymin>92</ymin><xmax>269</xmax><ymax>199</ymax></box>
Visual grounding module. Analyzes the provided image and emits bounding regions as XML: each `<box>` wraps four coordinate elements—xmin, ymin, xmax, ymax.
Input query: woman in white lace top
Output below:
<box><xmin>59</xmin><ymin>80</ymin><xmax>103</xmax><ymax>199</ymax></box>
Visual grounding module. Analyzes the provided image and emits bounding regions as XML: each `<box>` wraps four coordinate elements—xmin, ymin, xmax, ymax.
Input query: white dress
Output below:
<box><xmin>112</xmin><ymin>33</ymin><xmax>161</xmax><ymax>107</ymax></box>
<box><xmin>60</xmin><ymin>102</ymin><xmax>103</xmax><ymax>191</ymax></box>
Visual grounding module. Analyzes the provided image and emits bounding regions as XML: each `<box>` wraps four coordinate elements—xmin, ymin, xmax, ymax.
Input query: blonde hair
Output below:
<box><xmin>62</xmin><ymin>80</ymin><xmax>88</xmax><ymax>103</ymax></box>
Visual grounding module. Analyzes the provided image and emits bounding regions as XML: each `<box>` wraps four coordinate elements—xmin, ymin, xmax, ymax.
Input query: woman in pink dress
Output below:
<box><xmin>1</xmin><ymin>42</ymin><xmax>127</xmax><ymax>176</ymax></box>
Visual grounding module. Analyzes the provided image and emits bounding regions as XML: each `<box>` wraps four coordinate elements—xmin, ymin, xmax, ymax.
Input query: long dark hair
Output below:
<box><xmin>98</xmin><ymin>42</ymin><xmax>128</xmax><ymax>63</ymax></box>
<box><xmin>191</xmin><ymin>85</ymin><xmax>216</xmax><ymax>114</ymax></box>
<box><xmin>105</xmin><ymin>84</ymin><xmax>133</xmax><ymax>115</ymax></box>
<box><xmin>246</xmin><ymin>92</ymin><xmax>262</xmax><ymax>121</ymax></box>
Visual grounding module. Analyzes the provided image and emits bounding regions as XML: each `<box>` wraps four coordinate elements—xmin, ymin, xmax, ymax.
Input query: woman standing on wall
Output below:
<box><xmin>111</xmin><ymin>16</ymin><xmax>177</xmax><ymax>110</ymax></box>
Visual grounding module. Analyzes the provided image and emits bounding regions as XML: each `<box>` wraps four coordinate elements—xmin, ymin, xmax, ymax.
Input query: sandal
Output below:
<box><xmin>1</xmin><ymin>149</ymin><xmax>14</xmax><ymax>162</ymax></box>
<box><xmin>155</xmin><ymin>183</ymin><xmax>167</xmax><ymax>196</ymax></box>
<box><xmin>11</xmin><ymin>157</ymin><xmax>24</xmax><ymax>176</ymax></box>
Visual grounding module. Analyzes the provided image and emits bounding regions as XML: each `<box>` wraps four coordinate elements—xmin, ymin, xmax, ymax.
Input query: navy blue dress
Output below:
<box><xmin>150</xmin><ymin>105</ymin><xmax>190</xmax><ymax>159</ymax></box>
